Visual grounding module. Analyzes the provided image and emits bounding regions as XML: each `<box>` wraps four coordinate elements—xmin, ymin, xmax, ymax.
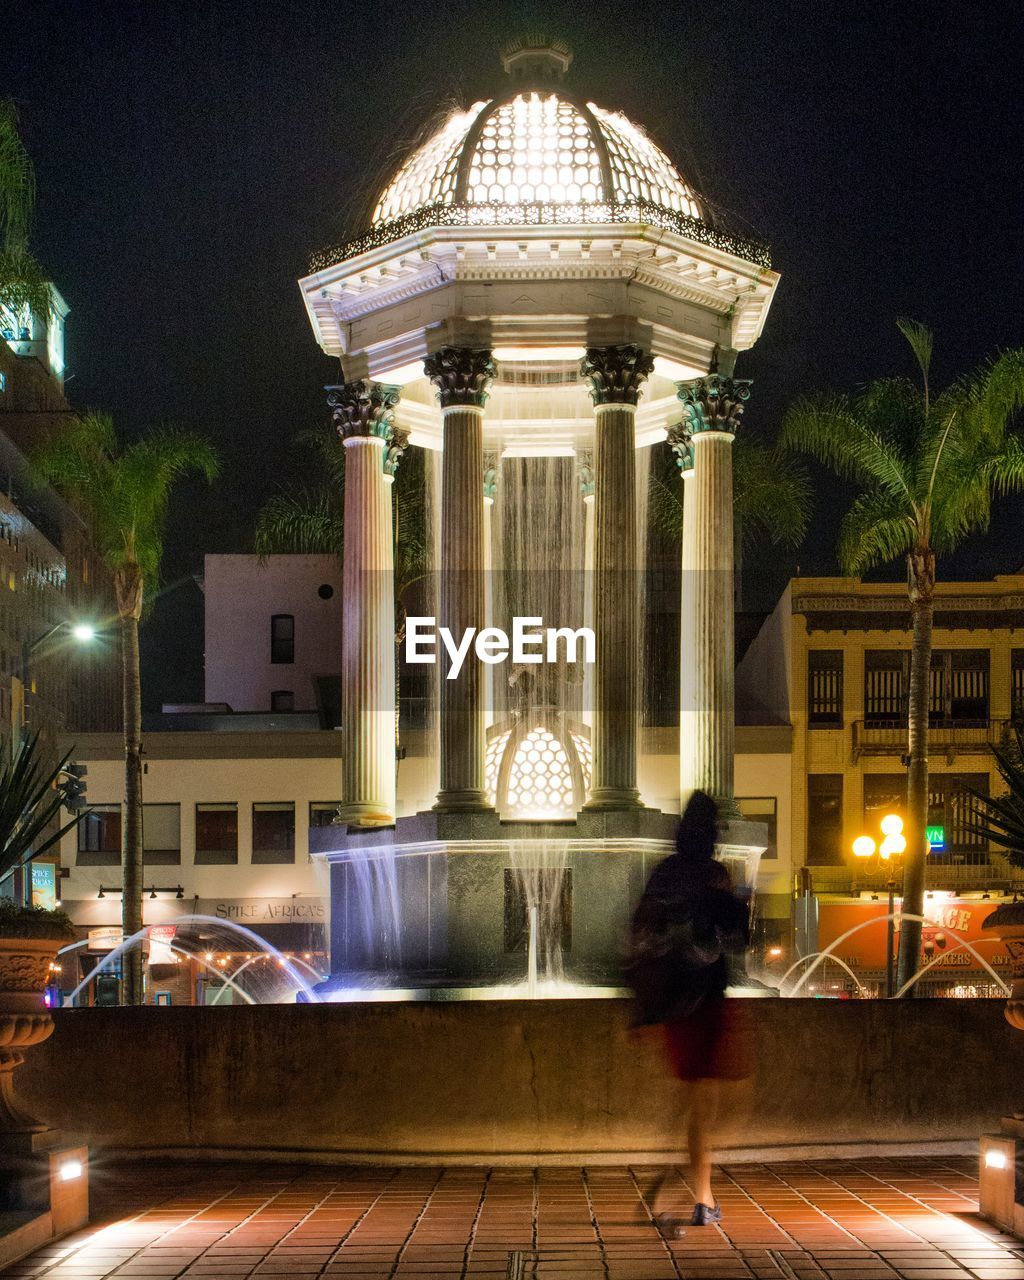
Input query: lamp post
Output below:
<box><xmin>853</xmin><ymin>813</ymin><xmax>907</xmax><ymax>998</ymax></box>
<box><xmin>17</xmin><ymin>620</ymin><xmax>98</xmax><ymax>742</ymax></box>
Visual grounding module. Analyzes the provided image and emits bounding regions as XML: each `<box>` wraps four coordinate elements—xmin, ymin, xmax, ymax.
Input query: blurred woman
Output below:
<box><xmin>628</xmin><ymin>790</ymin><xmax>751</xmax><ymax>1232</ymax></box>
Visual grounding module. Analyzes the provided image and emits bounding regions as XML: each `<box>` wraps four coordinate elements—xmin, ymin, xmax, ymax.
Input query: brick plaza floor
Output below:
<box><xmin>4</xmin><ymin>1157</ymin><xmax>1024</xmax><ymax>1280</ymax></box>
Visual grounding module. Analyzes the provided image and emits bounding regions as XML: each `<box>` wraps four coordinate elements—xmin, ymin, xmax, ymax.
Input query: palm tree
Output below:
<box><xmin>32</xmin><ymin>413</ymin><xmax>219</xmax><ymax>1004</ymax></box>
<box><xmin>782</xmin><ymin>321</ymin><xmax>1024</xmax><ymax>993</ymax></box>
<box><xmin>255</xmin><ymin>431</ymin><xmax>429</xmax><ymax>744</ymax></box>
<box><xmin>649</xmin><ymin>432</ymin><xmax>813</xmax><ymax>605</ymax></box>
<box><xmin>0</xmin><ymin>99</ymin><xmax>51</xmax><ymax>321</ymax></box>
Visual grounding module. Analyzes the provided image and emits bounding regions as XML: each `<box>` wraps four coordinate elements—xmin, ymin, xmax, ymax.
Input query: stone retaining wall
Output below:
<box><xmin>17</xmin><ymin>999</ymin><xmax>1019</xmax><ymax>1163</ymax></box>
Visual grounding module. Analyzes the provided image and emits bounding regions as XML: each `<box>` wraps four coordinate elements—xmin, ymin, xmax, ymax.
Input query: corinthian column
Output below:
<box><xmin>676</xmin><ymin>373</ymin><xmax>751</xmax><ymax>814</ymax></box>
<box><xmin>426</xmin><ymin>346</ymin><xmax>497</xmax><ymax>811</ymax></box>
<box><xmin>580</xmin><ymin>344</ymin><xmax>653</xmax><ymax>810</ymax></box>
<box><xmin>327</xmin><ymin>379</ymin><xmax>404</xmax><ymax>827</ymax></box>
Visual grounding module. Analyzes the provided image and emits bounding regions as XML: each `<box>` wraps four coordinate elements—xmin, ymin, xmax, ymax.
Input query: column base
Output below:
<box><xmin>582</xmin><ymin>788</ymin><xmax>644</xmax><ymax>812</ymax></box>
<box><xmin>335</xmin><ymin>802</ymin><xmax>395</xmax><ymax>829</ymax></box>
<box><xmin>433</xmin><ymin>790</ymin><xmax>494</xmax><ymax>814</ymax></box>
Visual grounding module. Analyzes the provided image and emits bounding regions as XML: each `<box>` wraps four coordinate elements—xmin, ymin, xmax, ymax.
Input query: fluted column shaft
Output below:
<box><xmin>427</xmin><ymin>347</ymin><xmax>497</xmax><ymax>811</ymax></box>
<box><xmin>580</xmin><ymin>345</ymin><xmax>653</xmax><ymax>810</ymax></box>
<box><xmin>675</xmin><ymin>440</ymin><xmax>697</xmax><ymax>805</ymax></box>
<box><xmin>676</xmin><ymin>374</ymin><xmax>751</xmax><ymax>815</ymax></box>
<box><xmin>328</xmin><ymin>380</ymin><xmax>404</xmax><ymax>827</ymax></box>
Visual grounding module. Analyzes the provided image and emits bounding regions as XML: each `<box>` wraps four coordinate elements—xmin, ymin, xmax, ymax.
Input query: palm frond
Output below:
<box><xmin>0</xmin><ymin>244</ymin><xmax>51</xmax><ymax>319</ymax></box>
<box><xmin>896</xmin><ymin>317</ymin><xmax>933</xmax><ymax>388</ymax></box>
<box><xmin>781</xmin><ymin>392</ymin><xmax>915</xmax><ymax>501</ymax></box>
<box><xmin>648</xmin><ymin>452</ymin><xmax>684</xmax><ymax>541</ymax></box>
<box><xmin>0</xmin><ymin>100</ymin><xmax>36</xmax><ymax>251</ymax></box>
<box><xmin>0</xmin><ymin>733</ymin><xmax>87</xmax><ymax>881</ymax></box>
<box><xmin>963</xmin><ymin>730</ymin><xmax>1024</xmax><ymax>868</ymax></box>
<box><xmin>253</xmin><ymin>488</ymin><xmax>344</xmax><ymax>560</ymax></box>
<box><xmin>733</xmin><ymin>439</ymin><xmax>813</xmax><ymax>549</ymax></box>
<box><xmin>32</xmin><ymin>414</ymin><xmax>219</xmax><ymax>600</ymax></box>
<box><xmin>836</xmin><ymin>489</ymin><xmax>916</xmax><ymax>574</ymax></box>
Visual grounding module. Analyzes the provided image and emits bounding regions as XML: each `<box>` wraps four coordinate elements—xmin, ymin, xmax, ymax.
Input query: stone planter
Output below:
<box><xmin>0</xmin><ymin>935</ymin><xmax>60</xmax><ymax>1134</ymax></box>
<box><xmin>982</xmin><ymin>903</ymin><xmax>1024</xmax><ymax>1030</ymax></box>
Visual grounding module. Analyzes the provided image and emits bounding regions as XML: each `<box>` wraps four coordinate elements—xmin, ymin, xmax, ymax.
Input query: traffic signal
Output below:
<box><xmin>58</xmin><ymin>762</ymin><xmax>88</xmax><ymax>810</ymax></box>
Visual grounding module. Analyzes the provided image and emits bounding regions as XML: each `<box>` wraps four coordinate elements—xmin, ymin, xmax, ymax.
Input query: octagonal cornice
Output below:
<box><xmin>299</xmin><ymin>221</ymin><xmax>778</xmax><ymax>375</ymax></box>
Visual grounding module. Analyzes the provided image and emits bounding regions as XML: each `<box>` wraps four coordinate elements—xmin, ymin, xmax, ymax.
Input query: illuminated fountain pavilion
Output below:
<box><xmin>298</xmin><ymin>38</ymin><xmax>780</xmax><ymax>990</ymax></box>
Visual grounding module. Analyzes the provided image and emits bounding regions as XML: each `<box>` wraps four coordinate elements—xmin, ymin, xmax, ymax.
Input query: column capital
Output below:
<box><xmin>326</xmin><ymin>379</ymin><xmax>401</xmax><ymax>441</ymax></box>
<box><xmin>383</xmin><ymin>427</ymin><xmax>410</xmax><ymax>478</ymax></box>
<box><xmin>676</xmin><ymin>374</ymin><xmax>752</xmax><ymax>435</ymax></box>
<box><xmin>578</xmin><ymin>462</ymin><xmax>595</xmax><ymax>498</ymax></box>
<box><xmin>667</xmin><ymin>422</ymin><xmax>694</xmax><ymax>473</ymax></box>
<box><xmin>579</xmin><ymin>344</ymin><xmax>654</xmax><ymax>406</ymax></box>
<box><xmin>424</xmin><ymin>346</ymin><xmax>497</xmax><ymax>409</ymax></box>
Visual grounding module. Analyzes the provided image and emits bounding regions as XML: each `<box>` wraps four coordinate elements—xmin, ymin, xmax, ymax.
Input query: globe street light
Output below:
<box><xmin>853</xmin><ymin>813</ymin><xmax>906</xmax><ymax>997</ymax></box>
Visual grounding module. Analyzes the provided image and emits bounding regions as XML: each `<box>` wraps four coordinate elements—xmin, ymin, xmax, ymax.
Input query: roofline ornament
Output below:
<box><xmin>309</xmin><ymin>200</ymin><xmax>771</xmax><ymax>274</ymax></box>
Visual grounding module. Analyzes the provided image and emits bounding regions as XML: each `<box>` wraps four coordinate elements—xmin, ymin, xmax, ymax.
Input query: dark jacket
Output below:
<box><xmin>628</xmin><ymin>855</ymin><xmax>750</xmax><ymax>1023</ymax></box>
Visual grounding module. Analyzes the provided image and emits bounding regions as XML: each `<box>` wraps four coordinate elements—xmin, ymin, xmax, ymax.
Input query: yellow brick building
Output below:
<box><xmin>738</xmin><ymin>575</ymin><xmax>1024</xmax><ymax>896</ymax></box>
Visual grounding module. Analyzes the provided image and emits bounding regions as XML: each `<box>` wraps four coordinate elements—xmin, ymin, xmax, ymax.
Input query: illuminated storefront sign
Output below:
<box><xmin>31</xmin><ymin>862</ymin><xmax>57</xmax><ymax>910</ymax></box>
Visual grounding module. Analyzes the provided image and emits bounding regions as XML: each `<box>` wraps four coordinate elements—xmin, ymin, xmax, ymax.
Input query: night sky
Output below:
<box><xmin>3</xmin><ymin>1</ymin><xmax>1023</xmax><ymax>709</ymax></box>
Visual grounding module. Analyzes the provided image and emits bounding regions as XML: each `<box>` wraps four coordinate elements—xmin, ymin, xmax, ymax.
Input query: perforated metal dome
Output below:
<box><xmin>372</xmin><ymin>90</ymin><xmax>702</xmax><ymax>227</ymax></box>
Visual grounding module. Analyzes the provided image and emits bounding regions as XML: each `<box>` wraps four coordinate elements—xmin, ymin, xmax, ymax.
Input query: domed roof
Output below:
<box><xmin>372</xmin><ymin>88</ymin><xmax>703</xmax><ymax>227</ymax></box>
<box><xmin>308</xmin><ymin>39</ymin><xmax>770</xmax><ymax>274</ymax></box>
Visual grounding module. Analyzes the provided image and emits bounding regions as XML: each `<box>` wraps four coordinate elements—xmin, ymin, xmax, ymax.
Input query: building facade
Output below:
<box><xmin>203</xmin><ymin>554</ymin><xmax>342</xmax><ymax>715</ymax></box>
<box><xmin>0</xmin><ymin>291</ymin><xmax>120</xmax><ymax>738</ymax></box>
<box><xmin>737</xmin><ymin>576</ymin><xmax>1024</xmax><ymax>994</ymax></box>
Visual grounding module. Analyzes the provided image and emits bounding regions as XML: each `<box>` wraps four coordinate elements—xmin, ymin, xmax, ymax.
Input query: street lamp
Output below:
<box><xmin>853</xmin><ymin>812</ymin><xmax>907</xmax><ymax>998</ymax></box>
<box><xmin>17</xmin><ymin>620</ymin><xmax>99</xmax><ymax>738</ymax></box>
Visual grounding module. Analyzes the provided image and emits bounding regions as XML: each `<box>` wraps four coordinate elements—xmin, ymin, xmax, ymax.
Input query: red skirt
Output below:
<box><xmin>663</xmin><ymin>997</ymin><xmax>752</xmax><ymax>1081</ymax></box>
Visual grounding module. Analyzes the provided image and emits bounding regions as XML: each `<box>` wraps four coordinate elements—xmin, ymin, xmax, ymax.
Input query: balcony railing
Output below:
<box><xmin>851</xmin><ymin>718</ymin><xmax>1012</xmax><ymax>763</ymax></box>
<box><xmin>808</xmin><ymin>859</ymin><xmax>1019</xmax><ymax>894</ymax></box>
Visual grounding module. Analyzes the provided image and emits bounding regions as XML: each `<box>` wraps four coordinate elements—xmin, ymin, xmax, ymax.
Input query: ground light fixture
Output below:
<box><xmin>852</xmin><ymin>813</ymin><xmax>907</xmax><ymax>997</ymax></box>
<box><xmin>59</xmin><ymin>1159</ymin><xmax>83</xmax><ymax>1181</ymax></box>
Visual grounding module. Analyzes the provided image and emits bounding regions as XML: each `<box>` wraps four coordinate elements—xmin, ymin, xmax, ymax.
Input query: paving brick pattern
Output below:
<box><xmin>3</xmin><ymin>1158</ymin><xmax>1023</xmax><ymax>1280</ymax></box>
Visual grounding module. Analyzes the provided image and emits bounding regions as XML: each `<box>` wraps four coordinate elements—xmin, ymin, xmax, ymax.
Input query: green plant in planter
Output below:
<box><xmin>967</xmin><ymin>728</ymin><xmax>1024</xmax><ymax>866</ymax></box>
<box><xmin>0</xmin><ymin>733</ymin><xmax>87</xmax><ymax>939</ymax></box>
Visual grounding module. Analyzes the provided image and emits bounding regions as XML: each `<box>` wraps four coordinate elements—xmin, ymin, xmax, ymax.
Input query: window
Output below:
<box><xmin>808</xmin><ymin>651</ymin><xmax>843</xmax><ymax>727</ymax></box>
<box><xmin>1014</xmin><ymin>651</ymin><xmax>1024</xmax><ymax>723</ymax></box>
<box><xmin>271</xmin><ymin>614</ymin><xmax>294</xmax><ymax>664</ymax></box>
<box><xmin>252</xmin><ymin>802</ymin><xmax>295</xmax><ymax>864</ymax></box>
<box><xmin>0</xmin><ymin>371</ymin><xmax>6</xmax><ymax>392</ymax></box>
<box><xmin>931</xmin><ymin>650</ymin><xmax>989</xmax><ymax>725</ymax></box>
<box><xmin>77</xmin><ymin>804</ymin><xmax>121</xmax><ymax>866</ymax></box>
<box><xmin>195</xmin><ymin>803</ymin><xmax>238</xmax><ymax>865</ymax></box>
<box><xmin>143</xmin><ymin>804</ymin><xmax>180</xmax><ymax>865</ymax></box>
<box><xmin>807</xmin><ymin>775</ymin><xmax>843</xmax><ymax>866</ymax></box>
<box><xmin>270</xmin><ymin>690</ymin><xmax>295</xmax><ymax>712</ymax></box>
<box><xmin>737</xmin><ymin>797</ymin><xmax>778</xmax><ymax>859</ymax></box>
<box><xmin>309</xmin><ymin>802</ymin><xmax>341</xmax><ymax>829</ymax></box>
<box><xmin>865</xmin><ymin>649</ymin><xmax>990</xmax><ymax>726</ymax></box>
<box><xmin>864</xmin><ymin>651</ymin><xmax>908</xmax><ymax>725</ymax></box>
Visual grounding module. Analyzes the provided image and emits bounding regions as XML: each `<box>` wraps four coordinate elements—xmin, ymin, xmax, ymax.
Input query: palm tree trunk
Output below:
<box><xmin>896</xmin><ymin>548</ymin><xmax>935</xmax><ymax>996</ymax></box>
<box><xmin>121</xmin><ymin>613</ymin><xmax>144</xmax><ymax>1004</ymax></box>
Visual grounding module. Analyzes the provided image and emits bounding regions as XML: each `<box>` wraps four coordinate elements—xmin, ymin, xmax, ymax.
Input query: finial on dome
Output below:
<box><xmin>500</xmin><ymin>36</ymin><xmax>573</xmax><ymax>85</ymax></box>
